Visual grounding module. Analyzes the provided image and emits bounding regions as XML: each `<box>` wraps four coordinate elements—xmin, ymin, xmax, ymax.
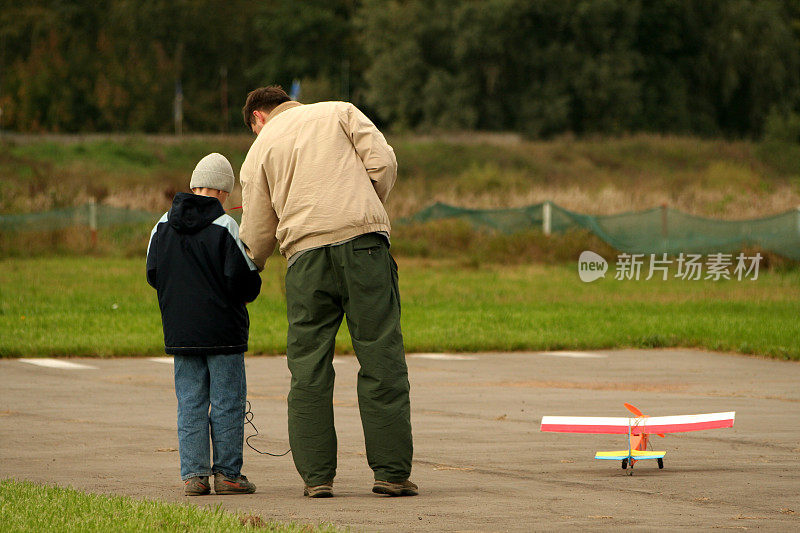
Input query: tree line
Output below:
<box><xmin>1</xmin><ymin>0</ymin><xmax>799</xmax><ymax>137</ymax></box>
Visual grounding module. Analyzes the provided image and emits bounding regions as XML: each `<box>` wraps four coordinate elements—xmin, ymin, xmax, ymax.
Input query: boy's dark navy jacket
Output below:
<box><xmin>146</xmin><ymin>193</ymin><xmax>261</xmax><ymax>355</ymax></box>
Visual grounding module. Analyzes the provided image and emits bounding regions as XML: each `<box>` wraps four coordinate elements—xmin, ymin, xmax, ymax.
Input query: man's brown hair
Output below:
<box><xmin>242</xmin><ymin>86</ymin><xmax>291</xmax><ymax>129</ymax></box>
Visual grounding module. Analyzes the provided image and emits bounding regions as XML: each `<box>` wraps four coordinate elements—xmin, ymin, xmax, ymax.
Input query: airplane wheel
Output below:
<box><xmin>657</xmin><ymin>458</ymin><xmax>664</xmax><ymax>469</ymax></box>
<box><xmin>621</xmin><ymin>459</ymin><xmax>628</xmax><ymax>469</ymax></box>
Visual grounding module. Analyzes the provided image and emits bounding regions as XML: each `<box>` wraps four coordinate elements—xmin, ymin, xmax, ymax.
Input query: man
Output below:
<box><xmin>238</xmin><ymin>86</ymin><xmax>416</xmax><ymax>498</ymax></box>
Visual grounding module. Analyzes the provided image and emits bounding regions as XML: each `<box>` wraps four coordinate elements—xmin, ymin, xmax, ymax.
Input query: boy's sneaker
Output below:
<box><xmin>303</xmin><ymin>481</ymin><xmax>334</xmax><ymax>498</ymax></box>
<box><xmin>372</xmin><ymin>479</ymin><xmax>418</xmax><ymax>496</ymax></box>
<box><xmin>214</xmin><ymin>473</ymin><xmax>256</xmax><ymax>495</ymax></box>
<box><xmin>184</xmin><ymin>476</ymin><xmax>211</xmax><ymax>496</ymax></box>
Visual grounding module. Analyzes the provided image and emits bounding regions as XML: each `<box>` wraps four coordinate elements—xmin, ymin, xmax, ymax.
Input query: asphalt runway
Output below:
<box><xmin>1</xmin><ymin>350</ymin><xmax>798</xmax><ymax>531</ymax></box>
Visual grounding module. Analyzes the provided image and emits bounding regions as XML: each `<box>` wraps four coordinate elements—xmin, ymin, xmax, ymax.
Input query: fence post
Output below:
<box><xmin>543</xmin><ymin>201</ymin><xmax>552</xmax><ymax>236</ymax></box>
<box><xmin>89</xmin><ymin>198</ymin><xmax>98</xmax><ymax>247</ymax></box>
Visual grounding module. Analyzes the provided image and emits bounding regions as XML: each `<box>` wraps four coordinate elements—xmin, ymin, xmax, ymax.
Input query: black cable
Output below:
<box><xmin>244</xmin><ymin>400</ymin><xmax>291</xmax><ymax>457</ymax></box>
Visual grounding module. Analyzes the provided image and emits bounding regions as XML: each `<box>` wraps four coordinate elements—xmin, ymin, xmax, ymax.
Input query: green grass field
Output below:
<box><xmin>1</xmin><ymin>257</ymin><xmax>797</xmax><ymax>360</ymax></box>
<box><xmin>0</xmin><ymin>479</ymin><xmax>340</xmax><ymax>533</ymax></box>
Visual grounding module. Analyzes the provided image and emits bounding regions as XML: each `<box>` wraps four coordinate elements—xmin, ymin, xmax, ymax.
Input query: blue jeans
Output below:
<box><xmin>173</xmin><ymin>353</ymin><xmax>246</xmax><ymax>480</ymax></box>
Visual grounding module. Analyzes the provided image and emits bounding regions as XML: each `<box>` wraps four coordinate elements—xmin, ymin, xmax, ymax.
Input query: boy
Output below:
<box><xmin>146</xmin><ymin>153</ymin><xmax>261</xmax><ymax>496</ymax></box>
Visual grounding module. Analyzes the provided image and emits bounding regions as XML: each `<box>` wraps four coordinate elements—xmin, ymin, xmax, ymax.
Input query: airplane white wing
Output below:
<box><xmin>541</xmin><ymin>412</ymin><xmax>735</xmax><ymax>434</ymax></box>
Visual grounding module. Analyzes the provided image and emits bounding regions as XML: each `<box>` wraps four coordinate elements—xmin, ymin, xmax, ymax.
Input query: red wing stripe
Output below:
<box><xmin>540</xmin><ymin>424</ymin><xmax>629</xmax><ymax>434</ymax></box>
<box><xmin>632</xmin><ymin>419</ymin><xmax>734</xmax><ymax>434</ymax></box>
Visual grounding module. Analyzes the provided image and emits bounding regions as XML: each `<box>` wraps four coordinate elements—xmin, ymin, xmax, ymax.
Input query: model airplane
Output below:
<box><xmin>540</xmin><ymin>403</ymin><xmax>735</xmax><ymax>474</ymax></box>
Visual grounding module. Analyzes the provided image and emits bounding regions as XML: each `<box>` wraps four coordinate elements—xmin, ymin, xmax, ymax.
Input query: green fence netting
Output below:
<box><xmin>402</xmin><ymin>202</ymin><xmax>800</xmax><ymax>260</ymax></box>
<box><xmin>0</xmin><ymin>204</ymin><xmax>244</xmax><ymax>232</ymax></box>
<box><xmin>3</xmin><ymin>201</ymin><xmax>799</xmax><ymax>260</ymax></box>
<box><xmin>0</xmin><ymin>204</ymin><xmax>155</xmax><ymax>231</ymax></box>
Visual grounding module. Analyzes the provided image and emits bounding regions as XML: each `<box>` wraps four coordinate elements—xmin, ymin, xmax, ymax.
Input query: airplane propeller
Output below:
<box><xmin>624</xmin><ymin>403</ymin><xmax>643</xmax><ymax>416</ymax></box>
<box><xmin>624</xmin><ymin>403</ymin><xmax>665</xmax><ymax>437</ymax></box>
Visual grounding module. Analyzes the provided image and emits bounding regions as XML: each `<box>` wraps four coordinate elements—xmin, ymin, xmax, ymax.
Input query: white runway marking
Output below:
<box><xmin>537</xmin><ymin>351</ymin><xmax>606</xmax><ymax>359</ymax></box>
<box><xmin>18</xmin><ymin>358</ymin><xmax>97</xmax><ymax>370</ymax></box>
<box><xmin>410</xmin><ymin>353</ymin><xmax>479</xmax><ymax>361</ymax></box>
<box><xmin>148</xmin><ymin>357</ymin><xmax>173</xmax><ymax>364</ymax></box>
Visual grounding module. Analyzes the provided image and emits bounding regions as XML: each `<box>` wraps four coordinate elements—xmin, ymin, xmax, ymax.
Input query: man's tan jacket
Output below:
<box><xmin>239</xmin><ymin>101</ymin><xmax>397</xmax><ymax>271</ymax></box>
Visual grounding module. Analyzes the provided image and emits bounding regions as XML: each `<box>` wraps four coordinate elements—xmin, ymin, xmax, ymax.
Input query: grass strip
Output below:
<box><xmin>0</xmin><ymin>479</ymin><xmax>341</xmax><ymax>533</ymax></box>
<box><xmin>1</xmin><ymin>257</ymin><xmax>798</xmax><ymax>360</ymax></box>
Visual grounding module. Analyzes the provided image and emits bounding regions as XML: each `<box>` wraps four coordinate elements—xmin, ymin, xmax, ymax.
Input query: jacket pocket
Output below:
<box><xmin>351</xmin><ymin>232</ymin><xmax>386</xmax><ymax>252</ymax></box>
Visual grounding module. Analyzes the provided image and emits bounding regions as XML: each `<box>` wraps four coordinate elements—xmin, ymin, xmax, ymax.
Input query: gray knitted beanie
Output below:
<box><xmin>190</xmin><ymin>153</ymin><xmax>235</xmax><ymax>193</ymax></box>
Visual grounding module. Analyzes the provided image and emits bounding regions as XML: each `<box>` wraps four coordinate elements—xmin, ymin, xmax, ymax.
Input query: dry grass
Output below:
<box><xmin>386</xmin><ymin>133</ymin><xmax>800</xmax><ymax>219</ymax></box>
<box><xmin>3</xmin><ymin>132</ymin><xmax>800</xmax><ymax>219</ymax></box>
<box><xmin>387</xmin><ymin>181</ymin><xmax>800</xmax><ymax>219</ymax></box>
<box><xmin>3</xmin><ymin>133</ymin><xmax>800</xmax><ymax>262</ymax></box>
<box><xmin>391</xmin><ymin>220</ymin><xmax>619</xmax><ymax>266</ymax></box>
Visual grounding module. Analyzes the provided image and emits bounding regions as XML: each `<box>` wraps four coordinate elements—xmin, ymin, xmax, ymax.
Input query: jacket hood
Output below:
<box><xmin>168</xmin><ymin>192</ymin><xmax>225</xmax><ymax>234</ymax></box>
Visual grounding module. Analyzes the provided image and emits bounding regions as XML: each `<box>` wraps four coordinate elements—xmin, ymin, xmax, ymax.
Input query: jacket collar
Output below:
<box><xmin>263</xmin><ymin>101</ymin><xmax>303</xmax><ymax>128</ymax></box>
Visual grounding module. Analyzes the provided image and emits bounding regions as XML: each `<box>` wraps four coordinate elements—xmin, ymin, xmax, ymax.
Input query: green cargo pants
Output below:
<box><xmin>285</xmin><ymin>232</ymin><xmax>413</xmax><ymax>486</ymax></box>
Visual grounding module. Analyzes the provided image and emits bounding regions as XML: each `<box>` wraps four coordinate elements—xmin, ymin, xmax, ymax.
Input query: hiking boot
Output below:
<box><xmin>372</xmin><ymin>479</ymin><xmax>418</xmax><ymax>496</ymax></box>
<box><xmin>184</xmin><ymin>476</ymin><xmax>210</xmax><ymax>496</ymax></box>
<box><xmin>303</xmin><ymin>481</ymin><xmax>334</xmax><ymax>498</ymax></box>
<box><xmin>213</xmin><ymin>473</ymin><xmax>256</xmax><ymax>495</ymax></box>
